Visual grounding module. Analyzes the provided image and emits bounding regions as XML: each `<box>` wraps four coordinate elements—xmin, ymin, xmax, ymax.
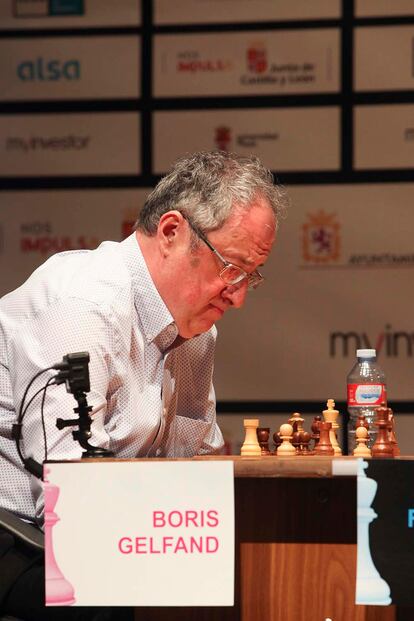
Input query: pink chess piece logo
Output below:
<box><xmin>44</xmin><ymin>466</ymin><xmax>76</xmax><ymax>606</ymax></box>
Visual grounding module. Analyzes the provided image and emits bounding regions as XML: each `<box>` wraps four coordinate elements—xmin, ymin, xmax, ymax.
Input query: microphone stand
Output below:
<box><xmin>56</xmin><ymin>389</ymin><xmax>113</xmax><ymax>458</ymax></box>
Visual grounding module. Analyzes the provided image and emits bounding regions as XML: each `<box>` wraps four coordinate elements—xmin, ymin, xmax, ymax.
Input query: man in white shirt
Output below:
<box><xmin>0</xmin><ymin>150</ymin><xmax>286</xmax><ymax>620</ymax></box>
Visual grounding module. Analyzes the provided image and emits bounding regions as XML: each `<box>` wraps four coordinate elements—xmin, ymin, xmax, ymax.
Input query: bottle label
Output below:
<box><xmin>347</xmin><ymin>383</ymin><xmax>386</xmax><ymax>406</ymax></box>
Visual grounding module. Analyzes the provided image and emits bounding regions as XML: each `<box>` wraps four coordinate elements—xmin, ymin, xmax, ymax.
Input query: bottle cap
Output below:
<box><xmin>356</xmin><ymin>349</ymin><xmax>376</xmax><ymax>358</ymax></box>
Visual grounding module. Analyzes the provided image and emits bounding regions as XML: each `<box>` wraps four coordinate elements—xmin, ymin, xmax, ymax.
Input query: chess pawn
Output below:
<box><xmin>257</xmin><ymin>427</ymin><xmax>271</xmax><ymax>456</ymax></box>
<box><xmin>356</xmin><ymin>413</ymin><xmax>370</xmax><ymax>432</ymax></box>
<box><xmin>314</xmin><ymin>421</ymin><xmax>335</xmax><ymax>456</ymax></box>
<box><xmin>387</xmin><ymin>409</ymin><xmax>401</xmax><ymax>457</ymax></box>
<box><xmin>292</xmin><ymin>429</ymin><xmax>302</xmax><ymax>454</ymax></box>
<box><xmin>277</xmin><ymin>423</ymin><xmax>296</xmax><ymax>456</ymax></box>
<box><xmin>273</xmin><ymin>430</ymin><xmax>282</xmax><ymax>454</ymax></box>
<box><xmin>371</xmin><ymin>404</ymin><xmax>393</xmax><ymax>459</ymax></box>
<box><xmin>322</xmin><ymin>399</ymin><xmax>342</xmax><ymax>455</ymax></box>
<box><xmin>311</xmin><ymin>415</ymin><xmax>322</xmax><ymax>450</ymax></box>
<box><xmin>299</xmin><ymin>431</ymin><xmax>312</xmax><ymax>455</ymax></box>
<box><xmin>241</xmin><ymin>419</ymin><xmax>262</xmax><ymax>456</ymax></box>
<box><xmin>353</xmin><ymin>425</ymin><xmax>372</xmax><ymax>458</ymax></box>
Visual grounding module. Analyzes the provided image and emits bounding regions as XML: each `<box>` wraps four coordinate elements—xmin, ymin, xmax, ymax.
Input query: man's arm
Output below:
<box><xmin>6</xmin><ymin>298</ymin><xmax>120</xmax><ymax>522</ymax></box>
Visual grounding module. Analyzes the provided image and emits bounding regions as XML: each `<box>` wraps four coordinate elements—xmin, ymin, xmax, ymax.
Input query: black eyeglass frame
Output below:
<box><xmin>182</xmin><ymin>214</ymin><xmax>264</xmax><ymax>291</ymax></box>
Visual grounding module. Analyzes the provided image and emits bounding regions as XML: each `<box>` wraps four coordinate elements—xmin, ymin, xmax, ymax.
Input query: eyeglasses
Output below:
<box><xmin>184</xmin><ymin>215</ymin><xmax>264</xmax><ymax>291</ymax></box>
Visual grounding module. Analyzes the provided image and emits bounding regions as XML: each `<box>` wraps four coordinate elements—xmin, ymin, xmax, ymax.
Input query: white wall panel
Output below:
<box><xmin>354</xmin><ymin>105</ymin><xmax>414</xmax><ymax>169</ymax></box>
<box><xmin>356</xmin><ymin>1</ymin><xmax>414</xmax><ymax>17</ymax></box>
<box><xmin>154</xmin><ymin>0</ymin><xmax>341</xmax><ymax>24</ymax></box>
<box><xmin>154</xmin><ymin>107</ymin><xmax>340</xmax><ymax>174</ymax></box>
<box><xmin>355</xmin><ymin>26</ymin><xmax>414</xmax><ymax>91</ymax></box>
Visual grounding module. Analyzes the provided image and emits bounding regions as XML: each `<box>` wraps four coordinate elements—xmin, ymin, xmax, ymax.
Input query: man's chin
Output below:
<box><xmin>178</xmin><ymin>317</ymin><xmax>216</xmax><ymax>339</ymax></box>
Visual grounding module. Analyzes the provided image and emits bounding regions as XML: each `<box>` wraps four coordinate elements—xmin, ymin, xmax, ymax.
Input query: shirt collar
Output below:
<box><xmin>119</xmin><ymin>233</ymin><xmax>178</xmax><ymax>351</ymax></box>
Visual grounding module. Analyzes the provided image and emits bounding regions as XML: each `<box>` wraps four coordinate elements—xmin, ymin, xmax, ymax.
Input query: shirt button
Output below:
<box><xmin>156</xmin><ymin>448</ymin><xmax>162</xmax><ymax>456</ymax></box>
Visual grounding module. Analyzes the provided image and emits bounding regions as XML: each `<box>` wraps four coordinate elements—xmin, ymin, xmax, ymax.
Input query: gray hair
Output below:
<box><xmin>135</xmin><ymin>151</ymin><xmax>288</xmax><ymax>236</ymax></box>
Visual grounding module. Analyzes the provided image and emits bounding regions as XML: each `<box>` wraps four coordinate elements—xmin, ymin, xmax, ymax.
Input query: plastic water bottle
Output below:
<box><xmin>346</xmin><ymin>349</ymin><xmax>386</xmax><ymax>453</ymax></box>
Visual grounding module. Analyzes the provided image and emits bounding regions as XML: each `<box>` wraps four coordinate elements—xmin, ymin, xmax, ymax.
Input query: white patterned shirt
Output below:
<box><xmin>0</xmin><ymin>234</ymin><xmax>223</xmax><ymax>523</ymax></box>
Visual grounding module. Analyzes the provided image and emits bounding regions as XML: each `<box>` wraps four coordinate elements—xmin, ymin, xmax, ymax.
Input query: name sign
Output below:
<box><xmin>44</xmin><ymin>460</ymin><xmax>234</xmax><ymax>606</ymax></box>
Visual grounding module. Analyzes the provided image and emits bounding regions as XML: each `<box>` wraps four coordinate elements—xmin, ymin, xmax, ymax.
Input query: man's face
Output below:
<box><xmin>162</xmin><ymin>198</ymin><xmax>276</xmax><ymax>338</ymax></box>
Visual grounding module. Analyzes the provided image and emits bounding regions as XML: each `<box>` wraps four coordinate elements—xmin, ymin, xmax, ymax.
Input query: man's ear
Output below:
<box><xmin>157</xmin><ymin>210</ymin><xmax>186</xmax><ymax>255</ymax></box>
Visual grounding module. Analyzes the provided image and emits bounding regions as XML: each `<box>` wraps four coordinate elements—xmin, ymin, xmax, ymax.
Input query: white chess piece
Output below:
<box><xmin>276</xmin><ymin>423</ymin><xmax>295</xmax><ymax>456</ymax></box>
<box><xmin>356</xmin><ymin>459</ymin><xmax>391</xmax><ymax>605</ymax></box>
<box><xmin>241</xmin><ymin>419</ymin><xmax>261</xmax><ymax>456</ymax></box>
<box><xmin>323</xmin><ymin>399</ymin><xmax>342</xmax><ymax>455</ymax></box>
<box><xmin>353</xmin><ymin>426</ymin><xmax>371</xmax><ymax>458</ymax></box>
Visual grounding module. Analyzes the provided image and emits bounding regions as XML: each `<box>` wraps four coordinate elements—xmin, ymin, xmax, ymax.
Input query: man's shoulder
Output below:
<box><xmin>0</xmin><ymin>241</ymin><xmax>134</xmax><ymax>322</ymax></box>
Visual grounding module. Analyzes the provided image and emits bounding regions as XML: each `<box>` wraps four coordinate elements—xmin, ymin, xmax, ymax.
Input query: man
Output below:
<box><xmin>0</xmin><ymin>151</ymin><xmax>286</xmax><ymax>619</ymax></box>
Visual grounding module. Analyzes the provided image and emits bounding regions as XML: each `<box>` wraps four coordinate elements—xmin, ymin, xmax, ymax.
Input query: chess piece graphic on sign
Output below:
<box><xmin>44</xmin><ymin>467</ymin><xmax>76</xmax><ymax>606</ymax></box>
<box><xmin>277</xmin><ymin>423</ymin><xmax>295</xmax><ymax>456</ymax></box>
<box><xmin>353</xmin><ymin>425</ymin><xmax>371</xmax><ymax>458</ymax></box>
<box><xmin>356</xmin><ymin>460</ymin><xmax>391</xmax><ymax>605</ymax></box>
<box><xmin>241</xmin><ymin>419</ymin><xmax>261</xmax><ymax>456</ymax></box>
<box><xmin>323</xmin><ymin>399</ymin><xmax>342</xmax><ymax>455</ymax></box>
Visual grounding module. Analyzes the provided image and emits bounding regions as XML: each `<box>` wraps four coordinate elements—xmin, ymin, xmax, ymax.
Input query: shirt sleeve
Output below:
<box><xmin>164</xmin><ymin>326</ymin><xmax>224</xmax><ymax>457</ymax></box>
<box><xmin>6</xmin><ymin>297</ymin><xmax>120</xmax><ymax>522</ymax></box>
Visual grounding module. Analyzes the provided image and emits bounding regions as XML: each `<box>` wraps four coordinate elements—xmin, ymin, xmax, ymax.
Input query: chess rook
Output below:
<box><xmin>241</xmin><ymin>418</ymin><xmax>261</xmax><ymax>457</ymax></box>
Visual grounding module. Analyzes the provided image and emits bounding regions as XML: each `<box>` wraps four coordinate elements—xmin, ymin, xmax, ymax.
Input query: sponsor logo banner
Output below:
<box><xmin>213</xmin><ymin>183</ymin><xmax>414</xmax><ymax>401</ymax></box>
<box><xmin>0</xmin><ymin>189</ymin><xmax>149</xmax><ymax>296</ymax></box>
<box><xmin>0</xmin><ymin>112</ymin><xmax>140</xmax><ymax>176</ymax></box>
<box><xmin>45</xmin><ymin>461</ymin><xmax>234</xmax><ymax>606</ymax></box>
<box><xmin>153</xmin><ymin>107</ymin><xmax>340</xmax><ymax>173</ymax></box>
<box><xmin>154</xmin><ymin>30</ymin><xmax>340</xmax><ymax>97</ymax></box>
<box><xmin>0</xmin><ymin>36</ymin><xmax>140</xmax><ymax>101</ymax></box>
<box><xmin>354</xmin><ymin>104</ymin><xmax>414</xmax><ymax>169</ymax></box>
<box><xmin>154</xmin><ymin>0</ymin><xmax>341</xmax><ymax>24</ymax></box>
<box><xmin>1</xmin><ymin>0</ymin><xmax>140</xmax><ymax>27</ymax></box>
<box><xmin>355</xmin><ymin>26</ymin><xmax>414</xmax><ymax>91</ymax></box>
<box><xmin>14</xmin><ymin>0</ymin><xmax>84</xmax><ymax>17</ymax></box>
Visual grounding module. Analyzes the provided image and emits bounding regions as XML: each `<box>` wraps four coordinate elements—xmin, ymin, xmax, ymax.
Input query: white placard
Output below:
<box><xmin>0</xmin><ymin>36</ymin><xmax>140</xmax><ymax>101</ymax></box>
<box><xmin>0</xmin><ymin>112</ymin><xmax>140</xmax><ymax>176</ymax></box>
<box><xmin>45</xmin><ymin>461</ymin><xmax>234</xmax><ymax>606</ymax></box>
<box><xmin>154</xmin><ymin>0</ymin><xmax>341</xmax><ymax>24</ymax></box>
<box><xmin>0</xmin><ymin>0</ymin><xmax>141</xmax><ymax>28</ymax></box>
<box><xmin>153</xmin><ymin>107</ymin><xmax>340</xmax><ymax>174</ymax></box>
<box><xmin>355</xmin><ymin>26</ymin><xmax>414</xmax><ymax>91</ymax></box>
<box><xmin>354</xmin><ymin>104</ymin><xmax>414</xmax><ymax>169</ymax></box>
<box><xmin>355</xmin><ymin>0</ymin><xmax>414</xmax><ymax>17</ymax></box>
<box><xmin>214</xmin><ymin>183</ymin><xmax>414</xmax><ymax>402</ymax></box>
<box><xmin>0</xmin><ymin>189</ymin><xmax>150</xmax><ymax>297</ymax></box>
<box><xmin>154</xmin><ymin>30</ymin><xmax>340</xmax><ymax>97</ymax></box>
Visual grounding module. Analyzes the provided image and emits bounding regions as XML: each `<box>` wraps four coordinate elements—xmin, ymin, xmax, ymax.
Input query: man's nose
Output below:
<box><xmin>221</xmin><ymin>280</ymin><xmax>248</xmax><ymax>308</ymax></box>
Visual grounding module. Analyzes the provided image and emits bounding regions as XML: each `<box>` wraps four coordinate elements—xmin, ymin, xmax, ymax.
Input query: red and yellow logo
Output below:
<box><xmin>302</xmin><ymin>210</ymin><xmax>340</xmax><ymax>264</ymax></box>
